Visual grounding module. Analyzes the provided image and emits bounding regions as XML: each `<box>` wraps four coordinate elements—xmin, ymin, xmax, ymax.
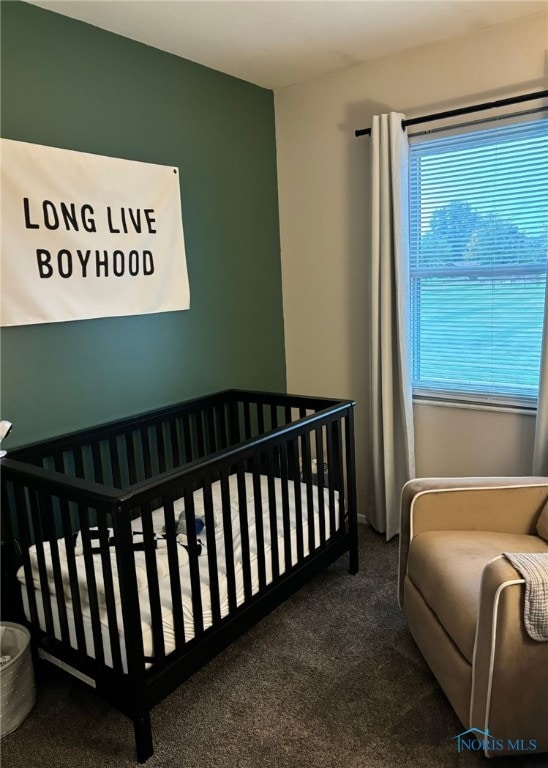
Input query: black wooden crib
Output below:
<box><xmin>1</xmin><ymin>389</ymin><xmax>358</xmax><ymax>761</ymax></box>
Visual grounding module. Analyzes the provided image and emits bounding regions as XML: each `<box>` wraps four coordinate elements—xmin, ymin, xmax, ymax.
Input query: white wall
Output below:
<box><xmin>275</xmin><ymin>13</ymin><xmax>547</xmax><ymax>514</ymax></box>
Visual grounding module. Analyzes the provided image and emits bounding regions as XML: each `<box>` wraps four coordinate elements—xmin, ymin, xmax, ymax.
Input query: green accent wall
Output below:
<box><xmin>0</xmin><ymin>2</ymin><xmax>286</xmax><ymax>448</ymax></box>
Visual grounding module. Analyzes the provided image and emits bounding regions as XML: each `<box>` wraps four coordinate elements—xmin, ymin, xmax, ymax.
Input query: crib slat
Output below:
<box><xmin>284</xmin><ymin>405</ymin><xmax>292</xmax><ymax>426</ymax></box>
<box><xmin>270</xmin><ymin>404</ymin><xmax>278</xmax><ymax>430</ymax></box>
<box><xmin>76</xmin><ymin>504</ymin><xmax>105</xmax><ymax>667</ymax></box>
<box><xmin>195</xmin><ymin>411</ymin><xmax>205</xmax><ymax>458</ymax></box>
<box><xmin>27</xmin><ymin>489</ymin><xmax>56</xmax><ymax>640</ymax></box>
<box><xmin>215</xmin><ymin>403</ymin><xmax>228</xmax><ymax>451</ymax></box>
<box><xmin>200</xmin><ymin>411</ymin><xmax>210</xmax><ymax>456</ymax></box>
<box><xmin>236</xmin><ymin>463</ymin><xmax>253</xmax><ymax>601</ymax></box>
<box><xmin>253</xmin><ymin>403</ymin><xmax>260</xmax><ymax>441</ymax></box>
<box><xmin>127</xmin><ymin>432</ymin><xmax>138</xmax><ymax>485</ymax></box>
<box><xmin>116</xmin><ymin>432</ymin><xmax>129</xmax><ymax>488</ymax></box>
<box><xmin>109</xmin><ymin>436</ymin><xmax>122</xmax><ymax>488</ymax></box>
<box><xmin>155</xmin><ymin>423</ymin><xmax>167</xmax><ymax>475</ymax></box>
<box><xmin>228</xmin><ymin>400</ymin><xmax>240</xmax><ymax>446</ymax></box>
<box><xmin>331</xmin><ymin>420</ymin><xmax>344</xmax><ymax>533</ymax></box>
<box><xmin>72</xmin><ymin>446</ymin><xmax>85</xmax><ymax>479</ymax></box>
<box><xmin>140</xmin><ymin>500</ymin><xmax>165</xmax><ymax>660</ymax></box>
<box><xmin>257</xmin><ymin>403</ymin><xmax>265</xmax><ymax>436</ymax></box>
<box><xmin>279</xmin><ymin>444</ymin><xmax>293</xmax><ymax>572</ymax></box>
<box><xmin>39</xmin><ymin>491</ymin><xmax>71</xmax><ymax>647</ymax></box>
<box><xmin>110</xmin><ymin>506</ymin><xmax>147</xmax><ymax>676</ymax></box>
<box><xmin>266</xmin><ymin>448</ymin><xmax>280</xmax><ymax>581</ymax></box>
<box><xmin>326</xmin><ymin>425</ymin><xmax>336</xmax><ymax>537</ymax></box>
<box><xmin>220</xmin><ymin>469</ymin><xmax>237</xmax><ymax>614</ymax></box>
<box><xmin>288</xmin><ymin>437</ymin><xmax>304</xmax><ymax>563</ymax></box>
<box><xmin>206</xmin><ymin>409</ymin><xmax>217</xmax><ymax>454</ymax></box>
<box><xmin>243</xmin><ymin>402</ymin><xmax>251</xmax><ymax>441</ymax></box>
<box><xmin>140</xmin><ymin>427</ymin><xmax>153</xmax><ymax>480</ymax></box>
<box><xmin>169</xmin><ymin>418</ymin><xmax>181</xmax><ymax>469</ymax></box>
<box><xmin>53</xmin><ymin>453</ymin><xmax>64</xmax><ymax>474</ymax></box>
<box><xmin>251</xmin><ymin>456</ymin><xmax>267</xmax><ymax>590</ymax></box>
<box><xmin>12</xmin><ymin>484</ymin><xmax>40</xmax><ymax>630</ymax></box>
<box><xmin>59</xmin><ymin>496</ymin><xmax>87</xmax><ymax>656</ymax></box>
<box><xmin>299</xmin><ymin>427</ymin><xmax>316</xmax><ymax>556</ymax></box>
<box><xmin>163</xmin><ymin>496</ymin><xmax>185</xmax><ymax>648</ymax></box>
<box><xmin>91</xmin><ymin>442</ymin><xmax>104</xmax><ymax>484</ymax></box>
<box><xmin>202</xmin><ymin>481</ymin><xmax>221</xmax><ymax>625</ymax></box>
<box><xmin>183</xmin><ymin>487</ymin><xmax>204</xmax><ymax>639</ymax></box>
<box><xmin>95</xmin><ymin>512</ymin><xmax>123</xmax><ymax>672</ymax></box>
<box><xmin>182</xmin><ymin>414</ymin><xmax>193</xmax><ymax>464</ymax></box>
<box><xmin>315</xmin><ymin>428</ymin><xmax>326</xmax><ymax>546</ymax></box>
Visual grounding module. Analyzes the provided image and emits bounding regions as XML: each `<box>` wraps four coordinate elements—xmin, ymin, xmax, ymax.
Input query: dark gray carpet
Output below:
<box><xmin>2</xmin><ymin>528</ymin><xmax>547</xmax><ymax>768</ymax></box>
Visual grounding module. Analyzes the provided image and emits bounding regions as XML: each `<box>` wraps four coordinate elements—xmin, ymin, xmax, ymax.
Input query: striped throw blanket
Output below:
<box><xmin>504</xmin><ymin>553</ymin><xmax>548</xmax><ymax>642</ymax></box>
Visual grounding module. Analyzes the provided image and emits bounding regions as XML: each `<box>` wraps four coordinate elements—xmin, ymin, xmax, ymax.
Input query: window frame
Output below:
<box><xmin>408</xmin><ymin>116</ymin><xmax>548</xmax><ymax>410</ymax></box>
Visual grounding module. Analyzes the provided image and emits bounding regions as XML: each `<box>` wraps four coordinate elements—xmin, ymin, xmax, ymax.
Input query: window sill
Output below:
<box><xmin>413</xmin><ymin>397</ymin><xmax>537</xmax><ymax>416</ymax></box>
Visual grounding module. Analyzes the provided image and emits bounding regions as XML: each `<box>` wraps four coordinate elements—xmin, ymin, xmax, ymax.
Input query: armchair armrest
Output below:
<box><xmin>398</xmin><ymin>477</ymin><xmax>548</xmax><ymax>607</ymax></box>
<box><xmin>471</xmin><ymin>556</ymin><xmax>548</xmax><ymax>754</ymax></box>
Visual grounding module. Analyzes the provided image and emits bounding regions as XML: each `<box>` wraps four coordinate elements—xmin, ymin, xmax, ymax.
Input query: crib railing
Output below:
<box><xmin>1</xmin><ymin>391</ymin><xmax>357</xmax><ymax>690</ymax></box>
<box><xmin>12</xmin><ymin>390</ymin><xmax>331</xmax><ymax>487</ymax></box>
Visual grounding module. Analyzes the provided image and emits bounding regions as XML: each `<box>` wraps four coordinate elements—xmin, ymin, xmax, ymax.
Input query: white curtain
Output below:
<box><xmin>533</xmin><ymin>278</ymin><xmax>548</xmax><ymax>475</ymax></box>
<box><xmin>368</xmin><ymin>112</ymin><xmax>415</xmax><ymax>540</ymax></box>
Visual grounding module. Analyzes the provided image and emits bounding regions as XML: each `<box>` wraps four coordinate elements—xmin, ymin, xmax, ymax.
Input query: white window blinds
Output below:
<box><xmin>409</xmin><ymin>117</ymin><xmax>548</xmax><ymax>406</ymax></box>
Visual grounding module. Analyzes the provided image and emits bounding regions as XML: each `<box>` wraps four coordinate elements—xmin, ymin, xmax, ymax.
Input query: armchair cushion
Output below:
<box><xmin>407</xmin><ymin>531</ymin><xmax>548</xmax><ymax>663</ymax></box>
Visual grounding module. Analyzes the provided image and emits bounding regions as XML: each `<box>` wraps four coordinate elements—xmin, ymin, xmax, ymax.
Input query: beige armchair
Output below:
<box><xmin>399</xmin><ymin>477</ymin><xmax>548</xmax><ymax>757</ymax></box>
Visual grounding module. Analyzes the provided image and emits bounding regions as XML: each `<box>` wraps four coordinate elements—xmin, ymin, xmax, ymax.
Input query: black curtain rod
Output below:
<box><xmin>354</xmin><ymin>89</ymin><xmax>548</xmax><ymax>137</ymax></box>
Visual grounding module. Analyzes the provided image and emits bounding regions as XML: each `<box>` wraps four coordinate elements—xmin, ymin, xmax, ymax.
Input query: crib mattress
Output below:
<box><xmin>18</xmin><ymin>473</ymin><xmax>340</xmax><ymax>672</ymax></box>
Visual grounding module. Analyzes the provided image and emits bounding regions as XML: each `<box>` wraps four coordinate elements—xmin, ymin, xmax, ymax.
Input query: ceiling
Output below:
<box><xmin>28</xmin><ymin>1</ymin><xmax>547</xmax><ymax>89</ymax></box>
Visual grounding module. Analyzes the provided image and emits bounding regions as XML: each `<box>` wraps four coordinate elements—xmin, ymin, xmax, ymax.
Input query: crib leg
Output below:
<box><xmin>133</xmin><ymin>712</ymin><xmax>154</xmax><ymax>763</ymax></box>
<box><xmin>348</xmin><ymin>534</ymin><xmax>359</xmax><ymax>575</ymax></box>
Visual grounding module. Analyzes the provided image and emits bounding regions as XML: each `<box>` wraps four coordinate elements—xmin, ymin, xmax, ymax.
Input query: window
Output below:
<box><xmin>409</xmin><ymin>118</ymin><xmax>548</xmax><ymax>407</ymax></box>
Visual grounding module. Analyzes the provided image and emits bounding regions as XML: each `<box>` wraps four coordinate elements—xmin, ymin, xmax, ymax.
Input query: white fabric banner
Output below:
<box><xmin>1</xmin><ymin>139</ymin><xmax>190</xmax><ymax>326</ymax></box>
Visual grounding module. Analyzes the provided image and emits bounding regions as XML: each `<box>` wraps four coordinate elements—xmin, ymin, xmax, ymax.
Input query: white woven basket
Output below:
<box><xmin>0</xmin><ymin>623</ymin><xmax>36</xmax><ymax>738</ymax></box>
